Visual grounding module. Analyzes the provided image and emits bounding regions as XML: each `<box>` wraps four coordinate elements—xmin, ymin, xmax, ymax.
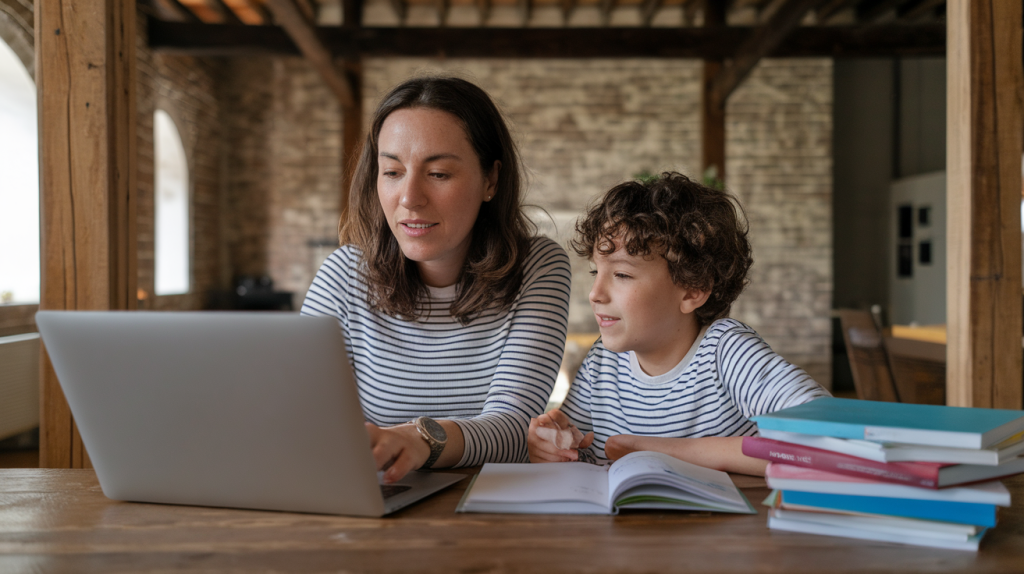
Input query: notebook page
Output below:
<box><xmin>467</xmin><ymin>462</ymin><xmax>610</xmax><ymax>507</ymax></box>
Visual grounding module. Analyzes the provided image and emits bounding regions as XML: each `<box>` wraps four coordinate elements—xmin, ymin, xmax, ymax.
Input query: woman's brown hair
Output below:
<box><xmin>340</xmin><ymin>76</ymin><xmax>533</xmax><ymax>324</ymax></box>
<box><xmin>571</xmin><ymin>172</ymin><xmax>753</xmax><ymax>326</ymax></box>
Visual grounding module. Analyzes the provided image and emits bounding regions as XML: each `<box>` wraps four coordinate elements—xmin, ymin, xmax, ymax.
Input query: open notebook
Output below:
<box><xmin>457</xmin><ymin>451</ymin><xmax>755</xmax><ymax>515</ymax></box>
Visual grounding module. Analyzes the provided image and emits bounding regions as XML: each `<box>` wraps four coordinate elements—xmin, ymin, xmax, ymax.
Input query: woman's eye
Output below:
<box><xmin>381</xmin><ymin>170</ymin><xmax>399</xmax><ymax>178</ymax></box>
<box><xmin>588</xmin><ymin>270</ymin><xmax>598</xmax><ymax>277</ymax></box>
<box><xmin>429</xmin><ymin>172</ymin><xmax>449</xmax><ymax>179</ymax></box>
<box><xmin>614</xmin><ymin>273</ymin><xmax>631</xmax><ymax>280</ymax></box>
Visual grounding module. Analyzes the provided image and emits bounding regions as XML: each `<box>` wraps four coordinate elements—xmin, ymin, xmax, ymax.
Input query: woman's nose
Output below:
<box><xmin>398</xmin><ymin>177</ymin><xmax>427</xmax><ymax>210</ymax></box>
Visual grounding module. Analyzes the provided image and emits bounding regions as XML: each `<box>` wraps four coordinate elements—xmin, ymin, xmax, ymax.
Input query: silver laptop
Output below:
<box><xmin>35</xmin><ymin>311</ymin><xmax>465</xmax><ymax>517</ymax></box>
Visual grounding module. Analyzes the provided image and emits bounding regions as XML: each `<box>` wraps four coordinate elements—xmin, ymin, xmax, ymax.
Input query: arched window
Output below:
<box><xmin>154</xmin><ymin>110</ymin><xmax>190</xmax><ymax>295</ymax></box>
<box><xmin>0</xmin><ymin>40</ymin><xmax>39</xmax><ymax>305</ymax></box>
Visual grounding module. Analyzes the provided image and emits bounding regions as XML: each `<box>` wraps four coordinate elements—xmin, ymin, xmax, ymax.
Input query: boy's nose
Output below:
<box><xmin>589</xmin><ymin>276</ymin><xmax>607</xmax><ymax>304</ymax></box>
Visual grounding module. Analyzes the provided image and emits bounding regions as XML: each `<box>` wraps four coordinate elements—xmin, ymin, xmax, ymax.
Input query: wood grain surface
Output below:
<box><xmin>2</xmin><ymin>469</ymin><xmax>1023</xmax><ymax>573</ymax></box>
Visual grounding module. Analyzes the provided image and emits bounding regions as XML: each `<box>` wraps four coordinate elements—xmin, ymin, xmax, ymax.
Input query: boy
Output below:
<box><xmin>528</xmin><ymin>172</ymin><xmax>830</xmax><ymax>475</ymax></box>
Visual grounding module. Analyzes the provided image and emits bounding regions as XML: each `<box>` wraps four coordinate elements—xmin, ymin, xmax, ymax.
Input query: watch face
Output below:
<box><xmin>420</xmin><ymin>417</ymin><xmax>447</xmax><ymax>442</ymax></box>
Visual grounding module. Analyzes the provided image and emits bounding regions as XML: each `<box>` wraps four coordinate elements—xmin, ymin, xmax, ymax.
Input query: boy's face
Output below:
<box><xmin>589</xmin><ymin>237</ymin><xmax>707</xmax><ymax>366</ymax></box>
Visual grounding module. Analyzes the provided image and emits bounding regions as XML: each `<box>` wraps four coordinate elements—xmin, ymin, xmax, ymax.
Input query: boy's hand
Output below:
<box><xmin>604</xmin><ymin>434</ymin><xmax>641</xmax><ymax>460</ymax></box>
<box><xmin>528</xmin><ymin>408</ymin><xmax>594</xmax><ymax>463</ymax></box>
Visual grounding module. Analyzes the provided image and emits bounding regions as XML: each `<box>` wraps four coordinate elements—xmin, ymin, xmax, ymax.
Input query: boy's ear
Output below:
<box><xmin>679</xmin><ymin>288</ymin><xmax>711</xmax><ymax>315</ymax></box>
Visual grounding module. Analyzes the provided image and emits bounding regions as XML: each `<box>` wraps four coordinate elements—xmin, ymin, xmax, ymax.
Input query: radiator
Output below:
<box><xmin>0</xmin><ymin>333</ymin><xmax>40</xmax><ymax>441</ymax></box>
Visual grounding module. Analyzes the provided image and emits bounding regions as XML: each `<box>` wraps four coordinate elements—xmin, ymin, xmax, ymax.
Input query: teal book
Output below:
<box><xmin>778</xmin><ymin>489</ymin><xmax>997</xmax><ymax>527</ymax></box>
<box><xmin>751</xmin><ymin>397</ymin><xmax>1024</xmax><ymax>449</ymax></box>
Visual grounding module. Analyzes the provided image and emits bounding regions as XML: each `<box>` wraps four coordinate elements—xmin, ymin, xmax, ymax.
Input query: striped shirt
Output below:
<box><xmin>300</xmin><ymin>236</ymin><xmax>572</xmax><ymax>466</ymax></box>
<box><xmin>561</xmin><ymin>318</ymin><xmax>831</xmax><ymax>462</ymax></box>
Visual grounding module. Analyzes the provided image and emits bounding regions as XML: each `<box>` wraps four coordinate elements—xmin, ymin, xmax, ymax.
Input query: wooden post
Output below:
<box><xmin>340</xmin><ymin>62</ymin><xmax>363</xmax><ymax>221</ymax></box>
<box><xmin>36</xmin><ymin>0</ymin><xmax>138</xmax><ymax>468</ymax></box>
<box><xmin>946</xmin><ymin>0</ymin><xmax>1023</xmax><ymax>409</ymax></box>
<box><xmin>701</xmin><ymin>1</ymin><xmax>726</xmax><ymax>182</ymax></box>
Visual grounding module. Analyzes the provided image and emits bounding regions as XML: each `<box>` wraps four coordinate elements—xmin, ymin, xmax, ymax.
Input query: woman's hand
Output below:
<box><xmin>527</xmin><ymin>408</ymin><xmax>594</xmax><ymax>463</ymax></box>
<box><xmin>364</xmin><ymin>422</ymin><xmax>430</xmax><ymax>484</ymax></box>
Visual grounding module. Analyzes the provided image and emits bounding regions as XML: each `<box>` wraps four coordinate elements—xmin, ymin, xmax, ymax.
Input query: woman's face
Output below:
<box><xmin>377</xmin><ymin>108</ymin><xmax>499</xmax><ymax>288</ymax></box>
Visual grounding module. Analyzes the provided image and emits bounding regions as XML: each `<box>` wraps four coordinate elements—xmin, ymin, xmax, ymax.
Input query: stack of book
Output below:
<box><xmin>742</xmin><ymin>397</ymin><xmax>1024</xmax><ymax>551</ymax></box>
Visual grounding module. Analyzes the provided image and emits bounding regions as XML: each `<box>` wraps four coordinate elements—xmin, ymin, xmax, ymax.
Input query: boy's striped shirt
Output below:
<box><xmin>561</xmin><ymin>318</ymin><xmax>831</xmax><ymax>462</ymax></box>
<box><xmin>300</xmin><ymin>236</ymin><xmax>572</xmax><ymax>466</ymax></box>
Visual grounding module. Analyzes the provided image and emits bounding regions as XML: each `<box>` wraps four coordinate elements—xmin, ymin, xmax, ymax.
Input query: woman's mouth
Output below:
<box><xmin>400</xmin><ymin>221</ymin><xmax>438</xmax><ymax>237</ymax></box>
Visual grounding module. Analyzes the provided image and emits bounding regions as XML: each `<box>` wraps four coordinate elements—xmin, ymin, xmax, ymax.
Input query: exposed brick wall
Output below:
<box><xmin>726</xmin><ymin>59</ymin><xmax>834</xmax><ymax>387</ymax></box>
<box><xmin>136</xmin><ymin>15</ymin><xmax>225</xmax><ymax>311</ymax></box>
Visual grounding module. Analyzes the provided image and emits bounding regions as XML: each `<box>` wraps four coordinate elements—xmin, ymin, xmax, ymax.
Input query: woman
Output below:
<box><xmin>301</xmin><ymin>77</ymin><xmax>572</xmax><ymax>482</ymax></box>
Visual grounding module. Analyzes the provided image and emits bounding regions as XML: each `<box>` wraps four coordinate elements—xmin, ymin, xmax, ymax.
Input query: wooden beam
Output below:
<box><xmin>241</xmin><ymin>0</ymin><xmax>273</xmax><ymax>24</ymax></box>
<box><xmin>640</xmin><ymin>0</ymin><xmax>663</xmax><ymax>26</ymax></box>
<box><xmin>946</xmin><ymin>0</ymin><xmax>1023</xmax><ymax>409</ymax></box>
<box><xmin>708</xmin><ymin>0</ymin><xmax>823</xmax><ymax>109</ymax></box>
<box><xmin>701</xmin><ymin>0</ymin><xmax>726</xmax><ymax>181</ymax></box>
<box><xmin>264</xmin><ymin>0</ymin><xmax>356</xmax><ymax>109</ymax></box>
<box><xmin>340</xmin><ymin>60</ymin><xmax>363</xmax><ymax>225</ymax></box>
<box><xmin>682</xmin><ymin>0</ymin><xmax>699</xmax><ymax>26</ymax></box>
<box><xmin>518</xmin><ymin>0</ymin><xmax>531</xmax><ymax>27</ymax></box>
<box><xmin>208</xmin><ymin>0</ymin><xmax>244</xmax><ymax>25</ymax></box>
<box><xmin>37</xmin><ymin>0</ymin><xmax>138</xmax><ymax>468</ymax></box>
<box><xmin>148</xmin><ymin>21</ymin><xmax>948</xmax><ymax>59</ymax></box>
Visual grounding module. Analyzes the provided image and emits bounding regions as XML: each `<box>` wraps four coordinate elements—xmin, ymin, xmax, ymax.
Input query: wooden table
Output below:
<box><xmin>2</xmin><ymin>469</ymin><xmax>1024</xmax><ymax>573</ymax></box>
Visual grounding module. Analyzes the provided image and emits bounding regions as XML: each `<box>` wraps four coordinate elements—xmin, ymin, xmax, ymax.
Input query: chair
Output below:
<box><xmin>883</xmin><ymin>336</ymin><xmax>946</xmax><ymax>405</ymax></box>
<box><xmin>836</xmin><ymin>309</ymin><xmax>900</xmax><ymax>402</ymax></box>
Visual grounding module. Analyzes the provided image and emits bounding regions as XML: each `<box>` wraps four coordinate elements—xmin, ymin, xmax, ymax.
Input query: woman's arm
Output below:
<box><xmin>604</xmin><ymin>434</ymin><xmax>768</xmax><ymax>476</ymax></box>
<box><xmin>451</xmin><ymin>238</ymin><xmax>573</xmax><ymax>467</ymax></box>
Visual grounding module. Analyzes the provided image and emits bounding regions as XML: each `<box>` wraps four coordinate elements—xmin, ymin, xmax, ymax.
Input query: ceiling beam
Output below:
<box><xmin>207</xmin><ymin>0</ymin><xmax>244</xmax><ymax>25</ymax></box>
<box><xmin>708</xmin><ymin>0</ymin><xmax>823</xmax><ymax>109</ymax></box>
<box><xmin>149</xmin><ymin>20</ymin><xmax>946</xmax><ymax>58</ymax></box>
<box><xmin>264</xmin><ymin>0</ymin><xmax>356</xmax><ymax>109</ymax></box>
<box><xmin>241</xmin><ymin>0</ymin><xmax>273</xmax><ymax>25</ymax></box>
<box><xmin>682</xmin><ymin>0</ymin><xmax>700</xmax><ymax>26</ymax></box>
<box><xmin>640</xmin><ymin>0</ymin><xmax>663</xmax><ymax>26</ymax></box>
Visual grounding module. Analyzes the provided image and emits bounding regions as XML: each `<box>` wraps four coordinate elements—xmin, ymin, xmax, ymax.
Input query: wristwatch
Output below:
<box><xmin>413</xmin><ymin>416</ymin><xmax>448</xmax><ymax>469</ymax></box>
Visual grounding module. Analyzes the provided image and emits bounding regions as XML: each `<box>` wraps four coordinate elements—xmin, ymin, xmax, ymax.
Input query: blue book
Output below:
<box><xmin>751</xmin><ymin>397</ymin><xmax>1024</xmax><ymax>449</ymax></box>
<box><xmin>779</xmin><ymin>490</ymin><xmax>997</xmax><ymax>527</ymax></box>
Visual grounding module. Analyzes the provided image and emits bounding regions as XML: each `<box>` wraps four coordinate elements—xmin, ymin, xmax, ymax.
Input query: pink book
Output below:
<box><xmin>743</xmin><ymin>436</ymin><xmax>1024</xmax><ymax>488</ymax></box>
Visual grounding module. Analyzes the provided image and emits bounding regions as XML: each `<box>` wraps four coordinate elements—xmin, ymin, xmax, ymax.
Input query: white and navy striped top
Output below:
<box><xmin>300</xmin><ymin>236</ymin><xmax>572</xmax><ymax>466</ymax></box>
<box><xmin>561</xmin><ymin>318</ymin><xmax>830</xmax><ymax>462</ymax></box>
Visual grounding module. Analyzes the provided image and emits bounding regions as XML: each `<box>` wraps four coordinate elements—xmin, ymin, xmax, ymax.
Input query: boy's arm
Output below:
<box><xmin>603</xmin><ymin>435</ymin><xmax>768</xmax><ymax>476</ymax></box>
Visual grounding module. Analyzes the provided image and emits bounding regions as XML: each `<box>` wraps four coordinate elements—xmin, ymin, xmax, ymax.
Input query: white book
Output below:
<box><xmin>456</xmin><ymin>451</ymin><xmax>756</xmax><ymax>515</ymax></box>
<box><xmin>758</xmin><ymin>427</ymin><xmax>1024</xmax><ymax>466</ymax></box>
<box><xmin>764</xmin><ymin>463</ymin><xmax>1012</xmax><ymax>506</ymax></box>
<box><xmin>768</xmin><ymin>510</ymin><xmax>986</xmax><ymax>551</ymax></box>
<box><xmin>771</xmin><ymin>507</ymin><xmax>981</xmax><ymax>540</ymax></box>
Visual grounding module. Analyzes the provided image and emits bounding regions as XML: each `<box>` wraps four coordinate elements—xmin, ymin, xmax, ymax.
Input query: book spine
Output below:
<box><xmin>743</xmin><ymin>437</ymin><xmax>941</xmax><ymax>489</ymax></box>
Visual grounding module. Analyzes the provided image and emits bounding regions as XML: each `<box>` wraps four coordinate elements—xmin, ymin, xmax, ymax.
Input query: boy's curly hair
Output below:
<box><xmin>571</xmin><ymin>171</ymin><xmax>753</xmax><ymax>326</ymax></box>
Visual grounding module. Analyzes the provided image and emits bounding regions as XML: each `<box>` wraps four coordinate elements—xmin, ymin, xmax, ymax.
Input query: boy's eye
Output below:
<box><xmin>429</xmin><ymin>172</ymin><xmax>449</xmax><ymax>179</ymax></box>
<box><xmin>588</xmin><ymin>270</ymin><xmax>598</xmax><ymax>277</ymax></box>
<box><xmin>614</xmin><ymin>273</ymin><xmax>631</xmax><ymax>280</ymax></box>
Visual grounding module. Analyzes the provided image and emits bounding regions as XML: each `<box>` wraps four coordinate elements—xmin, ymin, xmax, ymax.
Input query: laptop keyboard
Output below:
<box><xmin>380</xmin><ymin>484</ymin><xmax>412</xmax><ymax>499</ymax></box>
